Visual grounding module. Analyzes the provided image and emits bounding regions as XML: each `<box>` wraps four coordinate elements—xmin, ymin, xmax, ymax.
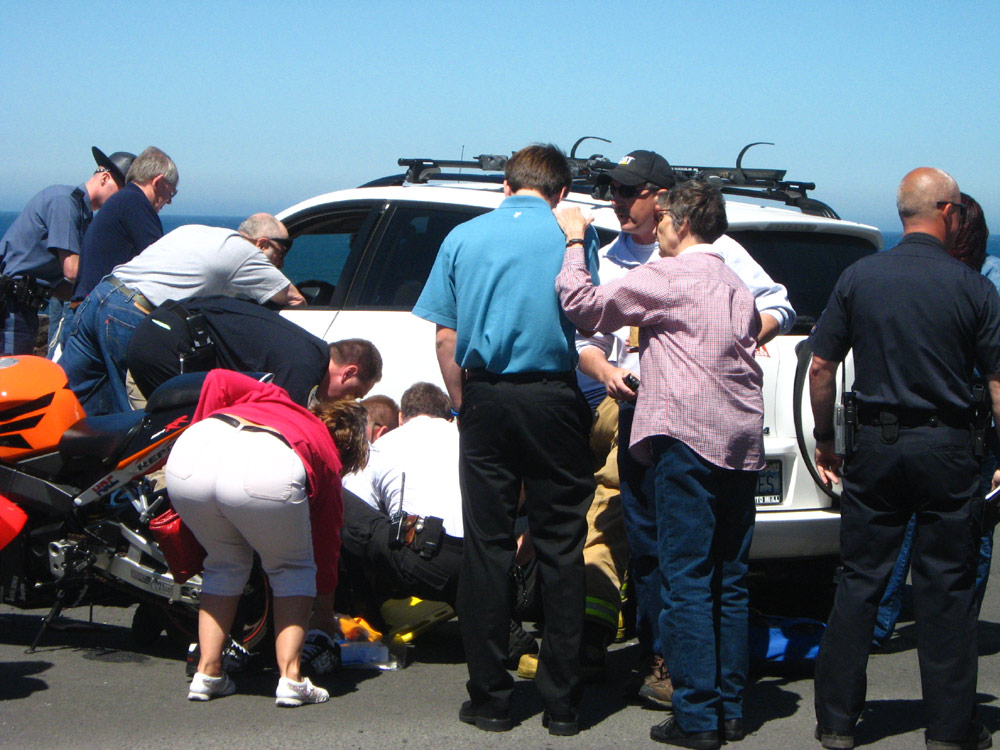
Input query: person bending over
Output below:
<box><xmin>165</xmin><ymin>369</ymin><xmax>367</xmax><ymax>707</ymax></box>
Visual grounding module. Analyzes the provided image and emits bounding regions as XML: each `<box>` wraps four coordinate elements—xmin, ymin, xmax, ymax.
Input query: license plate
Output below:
<box><xmin>755</xmin><ymin>460</ymin><xmax>783</xmax><ymax>505</ymax></box>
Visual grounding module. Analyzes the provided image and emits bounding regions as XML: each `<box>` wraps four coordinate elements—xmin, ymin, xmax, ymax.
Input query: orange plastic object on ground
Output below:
<box><xmin>0</xmin><ymin>355</ymin><xmax>84</xmax><ymax>461</ymax></box>
<box><xmin>338</xmin><ymin>615</ymin><xmax>382</xmax><ymax>642</ymax></box>
<box><xmin>0</xmin><ymin>495</ymin><xmax>28</xmax><ymax>550</ymax></box>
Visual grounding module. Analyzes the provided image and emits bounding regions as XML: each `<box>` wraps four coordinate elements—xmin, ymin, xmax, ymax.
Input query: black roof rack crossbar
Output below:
<box><xmin>359</xmin><ymin>143</ymin><xmax>840</xmax><ymax>219</ymax></box>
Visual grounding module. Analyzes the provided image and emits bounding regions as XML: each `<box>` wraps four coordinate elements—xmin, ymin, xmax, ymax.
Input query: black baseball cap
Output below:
<box><xmin>92</xmin><ymin>147</ymin><xmax>137</xmax><ymax>188</ymax></box>
<box><xmin>598</xmin><ymin>150</ymin><xmax>676</xmax><ymax>189</ymax></box>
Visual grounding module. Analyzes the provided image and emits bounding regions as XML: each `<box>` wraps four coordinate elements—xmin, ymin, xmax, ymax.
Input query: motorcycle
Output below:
<box><xmin>0</xmin><ymin>355</ymin><xmax>270</xmax><ymax>654</ymax></box>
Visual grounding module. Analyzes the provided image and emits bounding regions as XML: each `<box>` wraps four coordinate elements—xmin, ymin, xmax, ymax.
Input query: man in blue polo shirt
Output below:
<box><xmin>0</xmin><ymin>147</ymin><xmax>131</xmax><ymax>354</ymax></box>
<box><xmin>413</xmin><ymin>144</ymin><xmax>599</xmax><ymax>737</ymax></box>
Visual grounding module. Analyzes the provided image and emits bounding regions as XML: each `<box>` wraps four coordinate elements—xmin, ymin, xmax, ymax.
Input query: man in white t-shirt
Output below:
<box><xmin>575</xmin><ymin>150</ymin><xmax>795</xmax><ymax>706</ymax></box>
<box><xmin>59</xmin><ymin>214</ymin><xmax>304</xmax><ymax>415</ymax></box>
<box><xmin>340</xmin><ymin>382</ymin><xmax>464</xmax><ymax>606</ymax></box>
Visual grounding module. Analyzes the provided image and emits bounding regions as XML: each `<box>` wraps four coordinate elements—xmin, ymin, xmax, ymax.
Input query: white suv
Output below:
<box><xmin>275</xmin><ymin>152</ymin><xmax>881</xmax><ymax>562</ymax></box>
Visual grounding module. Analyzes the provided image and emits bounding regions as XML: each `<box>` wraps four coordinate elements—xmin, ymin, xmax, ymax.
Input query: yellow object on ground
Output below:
<box><xmin>380</xmin><ymin>597</ymin><xmax>455</xmax><ymax>642</ymax></box>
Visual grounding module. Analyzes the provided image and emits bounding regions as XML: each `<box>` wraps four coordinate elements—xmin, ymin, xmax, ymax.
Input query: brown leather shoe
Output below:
<box><xmin>638</xmin><ymin>655</ymin><xmax>674</xmax><ymax>709</ymax></box>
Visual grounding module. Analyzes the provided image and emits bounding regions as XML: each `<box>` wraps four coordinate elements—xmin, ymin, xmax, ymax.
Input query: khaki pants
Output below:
<box><xmin>583</xmin><ymin>396</ymin><xmax>629</xmax><ymax>632</ymax></box>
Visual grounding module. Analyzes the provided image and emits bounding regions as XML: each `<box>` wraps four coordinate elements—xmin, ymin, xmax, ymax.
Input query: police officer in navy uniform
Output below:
<box><xmin>809</xmin><ymin>167</ymin><xmax>1000</xmax><ymax>750</ymax></box>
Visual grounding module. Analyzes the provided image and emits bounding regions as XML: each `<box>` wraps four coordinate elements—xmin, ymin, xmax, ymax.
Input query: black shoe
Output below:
<box><xmin>650</xmin><ymin>717</ymin><xmax>721</xmax><ymax>749</ymax></box>
<box><xmin>543</xmin><ymin>710</ymin><xmax>580</xmax><ymax>737</ymax></box>
<box><xmin>926</xmin><ymin>722</ymin><xmax>992</xmax><ymax>750</ymax></box>
<box><xmin>815</xmin><ymin>724</ymin><xmax>855</xmax><ymax>749</ymax></box>
<box><xmin>459</xmin><ymin>700</ymin><xmax>513</xmax><ymax>732</ymax></box>
<box><xmin>505</xmin><ymin>620</ymin><xmax>538</xmax><ymax>669</ymax></box>
<box><xmin>724</xmin><ymin>718</ymin><xmax>746</xmax><ymax>741</ymax></box>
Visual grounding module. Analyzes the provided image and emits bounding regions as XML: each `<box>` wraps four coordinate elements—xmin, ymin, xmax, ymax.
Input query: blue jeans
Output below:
<box><xmin>45</xmin><ymin>297</ymin><xmax>73</xmax><ymax>358</ymax></box>
<box><xmin>617</xmin><ymin>401</ymin><xmax>663</xmax><ymax>658</ymax></box>
<box><xmin>651</xmin><ymin>436</ymin><xmax>757</xmax><ymax>733</ymax></box>
<box><xmin>59</xmin><ymin>278</ymin><xmax>146</xmax><ymax>415</ymax></box>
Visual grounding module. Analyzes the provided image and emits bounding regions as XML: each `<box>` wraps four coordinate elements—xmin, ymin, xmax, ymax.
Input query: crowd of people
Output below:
<box><xmin>0</xmin><ymin>144</ymin><xmax>996</xmax><ymax>749</ymax></box>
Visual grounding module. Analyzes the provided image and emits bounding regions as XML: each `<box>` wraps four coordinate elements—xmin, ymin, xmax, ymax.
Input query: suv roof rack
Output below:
<box><xmin>358</xmin><ymin>140</ymin><xmax>840</xmax><ymax>219</ymax></box>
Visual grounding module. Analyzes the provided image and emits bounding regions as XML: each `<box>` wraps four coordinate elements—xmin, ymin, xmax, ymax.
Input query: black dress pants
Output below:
<box><xmin>814</xmin><ymin>423</ymin><xmax>983</xmax><ymax>743</ymax></box>
<box><xmin>456</xmin><ymin>376</ymin><xmax>595</xmax><ymax>716</ymax></box>
<box><xmin>339</xmin><ymin>490</ymin><xmax>462</xmax><ymax>605</ymax></box>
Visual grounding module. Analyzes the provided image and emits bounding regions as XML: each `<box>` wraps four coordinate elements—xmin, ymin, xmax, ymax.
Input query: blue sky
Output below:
<box><xmin>1</xmin><ymin>1</ymin><xmax>997</xmax><ymax>232</ymax></box>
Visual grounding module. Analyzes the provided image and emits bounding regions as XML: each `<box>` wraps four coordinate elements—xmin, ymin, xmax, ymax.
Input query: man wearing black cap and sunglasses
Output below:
<box><xmin>0</xmin><ymin>146</ymin><xmax>133</xmax><ymax>354</ymax></box>
<box><xmin>571</xmin><ymin>150</ymin><xmax>795</xmax><ymax>718</ymax></box>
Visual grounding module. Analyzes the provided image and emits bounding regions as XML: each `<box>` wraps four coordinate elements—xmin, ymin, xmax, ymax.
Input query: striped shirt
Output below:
<box><xmin>556</xmin><ymin>243</ymin><xmax>765</xmax><ymax>470</ymax></box>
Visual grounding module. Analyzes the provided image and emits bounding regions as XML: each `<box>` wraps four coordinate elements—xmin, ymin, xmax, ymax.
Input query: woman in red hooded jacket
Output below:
<box><xmin>165</xmin><ymin>369</ymin><xmax>367</xmax><ymax>707</ymax></box>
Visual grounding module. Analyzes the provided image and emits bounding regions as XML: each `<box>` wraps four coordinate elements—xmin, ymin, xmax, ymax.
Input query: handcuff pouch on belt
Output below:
<box><xmin>390</xmin><ymin>511</ymin><xmax>445</xmax><ymax>560</ymax></box>
<box><xmin>0</xmin><ymin>274</ymin><xmax>51</xmax><ymax>311</ymax></box>
<box><xmin>157</xmin><ymin>300</ymin><xmax>218</xmax><ymax>373</ymax></box>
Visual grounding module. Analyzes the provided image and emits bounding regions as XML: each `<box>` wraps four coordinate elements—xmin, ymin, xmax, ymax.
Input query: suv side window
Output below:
<box><xmin>348</xmin><ymin>203</ymin><xmax>487</xmax><ymax>310</ymax></box>
<box><xmin>282</xmin><ymin>204</ymin><xmax>380</xmax><ymax>306</ymax></box>
<box><xmin>729</xmin><ymin>230</ymin><xmax>878</xmax><ymax>333</ymax></box>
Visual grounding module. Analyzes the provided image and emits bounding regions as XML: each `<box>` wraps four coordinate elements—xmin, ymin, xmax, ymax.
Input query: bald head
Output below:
<box><xmin>896</xmin><ymin>168</ymin><xmax>962</xmax><ymax>245</ymax></box>
<box><xmin>238</xmin><ymin>213</ymin><xmax>290</xmax><ymax>267</ymax></box>
<box><xmin>238</xmin><ymin>213</ymin><xmax>288</xmax><ymax>240</ymax></box>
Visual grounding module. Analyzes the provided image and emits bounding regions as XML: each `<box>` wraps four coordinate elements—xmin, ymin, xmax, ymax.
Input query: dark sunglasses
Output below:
<box><xmin>96</xmin><ymin>166</ymin><xmax>125</xmax><ymax>188</ymax></box>
<box><xmin>937</xmin><ymin>201</ymin><xmax>967</xmax><ymax>217</ymax></box>
<box><xmin>267</xmin><ymin>237</ymin><xmax>293</xmax><ymax>253</ymax></box>
<box><xmin>608</xmin><ymin>183</ymin><xmax>652</xmax><ymax>199</ymax></box>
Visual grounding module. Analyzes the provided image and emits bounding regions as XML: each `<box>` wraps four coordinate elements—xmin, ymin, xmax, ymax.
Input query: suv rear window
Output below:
<box><xmin>729</xmin><ymin>230</ymin><xmax>878</xmax><ymax>333</ymax></box>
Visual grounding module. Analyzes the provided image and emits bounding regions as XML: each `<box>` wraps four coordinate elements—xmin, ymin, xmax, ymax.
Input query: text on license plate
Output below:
<box><xmin>755</xmin><ymin>460</ymin><xmax>782</xmax><ymax>506</ymax></box>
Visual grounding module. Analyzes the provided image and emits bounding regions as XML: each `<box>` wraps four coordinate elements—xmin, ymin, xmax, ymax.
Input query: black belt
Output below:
<box><xmin>210</xmin><ymin>413</ymin><xmax>291</xmax><ymax>447</ymax></box>
<box><xmin>857</xmin><ymin>406</ymin><xmax>971</xmax><ymax>430</ymax></box>
<box><xmin>465</xmin><ymin>368</ymin><xmax>575</xmax><ymax>385</ymax></box>
<box><xmin>108</xmin><ymin>275</ymin><xmax>155</xmax><ymax>314</ymax></box>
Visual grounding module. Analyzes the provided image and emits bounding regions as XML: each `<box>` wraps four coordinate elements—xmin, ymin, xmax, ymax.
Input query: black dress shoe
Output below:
<box><xmin>650</xmin><ymin>717</ymin><xmax>721</xmax><ymax>749</ymax></box>
<box><xmin>723</xmin><ymin>718</ymin><xmax>746</xmax><ymax>741</ymax></box>
<box><xmin>542</xmin><ymin>710</ymin><xmax>580</xmax><ymax>736</ymax></box>
<box><xmin>459</xmin><ymin>700</ymin><xmax>513</xmax><ymax>732</ymax></box>
<box><xmin>925</xmin><ymin>721</ymin><xmax>992</xmax><ymax>750</ymax></box>
<box><xmin>815</xmin><ymin>724</ymin><xmax>855</xmax><ymax>749</ymax></box>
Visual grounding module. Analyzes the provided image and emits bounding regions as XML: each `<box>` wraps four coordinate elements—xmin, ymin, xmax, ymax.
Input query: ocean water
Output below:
<box><xmin>2</xmin><ymin>212</ymin><xmax>999</xmax><ymax>267</ymax></box>
<box><xmin>0</xmin><ymin>211</ymin><xmax>244</xmax><ymax>242</ymax></box>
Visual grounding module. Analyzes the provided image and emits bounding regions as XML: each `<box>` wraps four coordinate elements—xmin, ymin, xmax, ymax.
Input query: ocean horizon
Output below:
<box><xmin>2</xmin><ymin>211</ymin><xmax>999</xmax><ymax>268</ymax></box>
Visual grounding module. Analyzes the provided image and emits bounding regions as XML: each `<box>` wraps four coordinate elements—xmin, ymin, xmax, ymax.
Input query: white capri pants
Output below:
<box><xmin>165</xmin><ymin>416</ymin><xmax>317</xmax><ymax>598</ymax></box>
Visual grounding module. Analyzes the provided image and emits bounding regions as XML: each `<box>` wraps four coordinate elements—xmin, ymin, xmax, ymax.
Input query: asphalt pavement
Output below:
<box><xmin>2</xmin><ymin>565</ymin><xmax>999</xmax><ymax>750</ymax></box>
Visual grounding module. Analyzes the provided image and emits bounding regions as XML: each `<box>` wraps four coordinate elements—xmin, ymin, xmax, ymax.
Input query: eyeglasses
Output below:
<box><xmin>155</xmin><ymin>175</ymin><xmax>177</xmax><ymax>200</ymax></box>
<box><xmin>937</xmin><ymin>201</ymin><xmax>967</xmax><ymax>217</ymax></box>
<box><xmin>608</xmin><ymin>183</ymin><xmax>654</xmax><ymax>199</ymax></box>
<box><xmin>654</xmin><ymin>210</ymin><xmax>670</xmax><ymax>224</ymax></box>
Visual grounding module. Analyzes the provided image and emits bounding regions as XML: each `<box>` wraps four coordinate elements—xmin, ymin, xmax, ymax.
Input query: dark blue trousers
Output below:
<box><xmin>650</xmin><ymin>436</ymin><xmax>756</xmax><ymax>733</ymax></box>
<box><xmin>814</xmin><ymin>423</ymin><xmax>982</xmax><ymax>744</ymax></box>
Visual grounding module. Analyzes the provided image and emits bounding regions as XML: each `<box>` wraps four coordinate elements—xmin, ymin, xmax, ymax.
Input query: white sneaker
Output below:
<box><xmin>275</xmin><ymin>676</ymin><xmax>330</xmax><ymax>707</ymax></box>
<box><xmin>187</xmin><ymin>671</ymin><xmax>236</xmax><ymax>701</ymax></box>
